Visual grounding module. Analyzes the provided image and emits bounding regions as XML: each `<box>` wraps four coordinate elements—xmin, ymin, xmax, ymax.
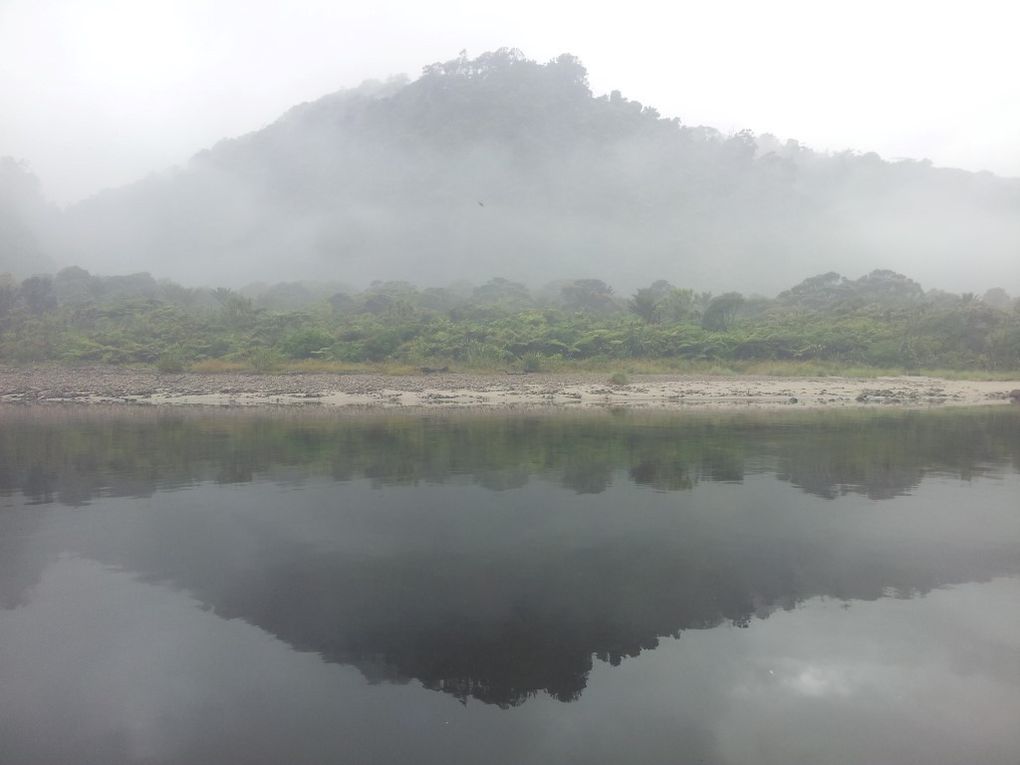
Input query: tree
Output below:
<box><xmin>778</xmin><ymin>272</ymin><xmax>852</xmax><ymax>311</ymax></box>
<box><xmin>0</xmin><ymin>273</ymin><xmax>17</xmax><ymax>317</ymax></box>
<box><xmin>473</xmin><ymin>278</ymin><xmax>532</xmax><ymax>310</ymax></box>
<box><xmin>329</xmin><ymin>292</ymin><xmax>356</xmax><ymax>315</ymax></box>
<box><xmin>561</xmin><ymin>279</ymin><xmax>617</xmax><ymax>314</ymax></box>
<box><xmin>982</xmin><ymin>288</ymin><xmax>1011</xmax><ymax>311</ymax></box>
<box><xmin>851</xmin><ymin>270</ymin><xmax>924</xmax><ymax>308</ymax></box>
<box><xmin>53</xmin><ymin>266</ymin><xmax>95</xmax><ymax>306</ymax></box>
<box><xmin>628</xmin><ymin>280</ymin><xmax>692</xmax><ymax>324</ymax></box>
<box><xmin>19</xmin><ymin>275</ymin><xmax>57</xmax><ymax>314</ymax></box>
<box><xmin>701</xmin><ymin>292</ymin><xmax>745</xmax><ymax>331</ymax></box>
<box><xmin>628</xmin><ymin>288</ymin><xmax>659</xmax><ymax>323</ymax></box>
<box><xmin>212</xmin><ymin>288</ymin><xmax>255</xmax><ymax>326</ymax></box>
<box><xmin>657</xmin><ymin>287</ymin><xmax>696</xmax><ymax>323</ymax></box>
<box><xmin>546</xmin><ymin>53</ymin><xmax>590</xmax><ymax>95</ymax></box>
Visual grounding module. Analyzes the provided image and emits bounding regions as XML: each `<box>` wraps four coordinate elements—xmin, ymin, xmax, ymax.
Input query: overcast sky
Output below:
<box><xmin>2</xmin><ymin>0</ymin><xmax>1018</xmax><ymax>205</ymax></box>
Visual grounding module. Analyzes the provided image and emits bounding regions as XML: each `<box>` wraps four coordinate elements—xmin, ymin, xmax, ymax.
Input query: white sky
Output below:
<box><xmin>1</xmin><ymin>0</ymin><xmax>1018</xmax><ymax>205</ymax></box>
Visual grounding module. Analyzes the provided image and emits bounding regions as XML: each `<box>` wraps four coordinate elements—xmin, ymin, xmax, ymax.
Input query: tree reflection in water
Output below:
<box><xmin>1</xmin><ymin>406</ymin><xmax>1019</xmax><ymax>707</ymax></box>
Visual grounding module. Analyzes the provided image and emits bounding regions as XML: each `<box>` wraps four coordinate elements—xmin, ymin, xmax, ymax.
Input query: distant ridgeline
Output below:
<box><xmin>0</xmin><ymin>266</ymin><xmax>1018</xmax><ymax>369</ymax></box>
<box><xmin>2</xmin><ymin>49</ymin><xmax>1020</xmax><ymax>292</ymax></box>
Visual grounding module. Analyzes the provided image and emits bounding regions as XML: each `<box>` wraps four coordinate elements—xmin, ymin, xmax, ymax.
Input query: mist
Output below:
<box><xmin>5</xmin><ymin>16</ymin><xmax>1020</xmax><ymax>765</ymax></box>
<box><xmin>1</xmin><ymin>50</ymin><xmax>1017</xmax><ymax>297</ymax></box>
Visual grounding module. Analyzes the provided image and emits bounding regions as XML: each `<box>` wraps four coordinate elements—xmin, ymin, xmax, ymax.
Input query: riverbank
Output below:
<box><xmin>1</xmin><ymin>366</ymin><xmax>1018</xmax><ymax>410</ymax></box>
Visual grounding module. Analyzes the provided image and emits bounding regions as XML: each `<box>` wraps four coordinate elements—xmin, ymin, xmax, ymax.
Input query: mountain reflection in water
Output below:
<box><xmin>2</xmin><ymin>407</ymin><xmax>1018</xmax><ymax>713</ymax></box>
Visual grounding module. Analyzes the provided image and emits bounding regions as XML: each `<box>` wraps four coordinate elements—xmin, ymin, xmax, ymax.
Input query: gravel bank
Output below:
<box><xmin>1</xmin><ymin>366</ymin><xmax>1018</xmax><ymax>411</ymax></box>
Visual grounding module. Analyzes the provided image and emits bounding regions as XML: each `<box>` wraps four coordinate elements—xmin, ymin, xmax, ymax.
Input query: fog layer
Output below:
<box><xmin>3</xmin><ymin>50</ymin><xmax>1019</xmax><ymax>294</ymax></box>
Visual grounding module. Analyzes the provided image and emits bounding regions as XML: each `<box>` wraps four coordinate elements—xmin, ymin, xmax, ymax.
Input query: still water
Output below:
<box><xmin>1</xmin><ymin>406</ymin><xmax>1019</xmax><ymax>764</ymax></box>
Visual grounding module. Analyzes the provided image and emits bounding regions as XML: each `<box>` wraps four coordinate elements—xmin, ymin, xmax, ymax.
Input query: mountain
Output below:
<box><xmin>0</xmin><ymin>158</ymin><xmax>55</xmax><ymax>277</ymax></box>
<box><xmin>42</xmin><ymin>49</ymin><xmax>1020</xmax><ymax>292</ymax></box>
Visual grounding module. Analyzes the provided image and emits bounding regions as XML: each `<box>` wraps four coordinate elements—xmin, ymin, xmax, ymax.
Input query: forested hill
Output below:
<box><xmin>8</xmin><ymin>48</ymin><xmax>1020</xmax><ymax>292</ymax></box>
<box><xmin>0</xmin><ymin>158</ymin><xmax>55</xmax><ymax>277</ymax></box>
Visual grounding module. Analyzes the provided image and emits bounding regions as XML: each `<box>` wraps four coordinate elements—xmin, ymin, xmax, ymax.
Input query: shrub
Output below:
<box><xmin>609</xmin><ymin>371</ymin><xmax>630</xmax><ymax>385</ymax></box>
<box><xmin>279</xmin><ymin>328</ymin><xmax>335</xmax><ymax>359</ymax></box>
<box><xmin>156</xmin><ymin>350</ymin><xmax>186</xmax><ymax>374</ymax></box>
<box><xmin>249</xmin><ymin>348</ymin><xmax>281</xmax><ymax>373</ymax></box>
<box><xmin>521</xmin><ymin>353</ymin><xmax>546</xmax><ymax>373</ymax></box>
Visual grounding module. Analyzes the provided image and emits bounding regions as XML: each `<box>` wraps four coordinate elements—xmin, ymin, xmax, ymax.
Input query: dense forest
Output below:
<box><xmin>2</xmin><ymin>49</ymin><xmax>1019</xmax><ymax>294</ymax></box>
<box><xmin>1</xmin><ymin>265</ymin><xmax>1018</xmax><ymax>372</ymax></box>
<box><xmin>2</xmin><ymin>49</ymin><xmax>1018</xmax><ymax>372</ymax></box>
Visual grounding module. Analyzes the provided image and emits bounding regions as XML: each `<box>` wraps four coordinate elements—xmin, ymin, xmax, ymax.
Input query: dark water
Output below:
<box><xmin>1</xmin><ymin>406</ymin><xmax>1019</xmax><ymax>764</ymax></box>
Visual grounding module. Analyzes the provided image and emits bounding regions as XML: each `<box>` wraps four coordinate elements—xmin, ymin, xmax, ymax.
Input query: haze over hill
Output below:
<box><xmin>3</xmin><ymin>49</ymin><xmax>1019</xmax><ymax>294</ymax></box>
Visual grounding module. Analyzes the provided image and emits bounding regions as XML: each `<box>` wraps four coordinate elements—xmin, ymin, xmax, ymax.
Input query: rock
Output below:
<box><xmin>1009</xmin><ymin>389</ymin><xmax>1020</xmax><ymax>403</ymax></box>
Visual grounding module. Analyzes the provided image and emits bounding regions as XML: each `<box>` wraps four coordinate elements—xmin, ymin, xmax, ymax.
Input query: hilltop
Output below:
<box><xmin>3</xmin><ymin>49</ymin><xmax>1019</xmax><ymax>293</ymax></box>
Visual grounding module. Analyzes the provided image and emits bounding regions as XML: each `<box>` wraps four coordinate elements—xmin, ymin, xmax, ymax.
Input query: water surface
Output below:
<box><xmin>1</xmin><ymin>407</ymin><xmax>1019</xmax><ymax>764</ymax></box>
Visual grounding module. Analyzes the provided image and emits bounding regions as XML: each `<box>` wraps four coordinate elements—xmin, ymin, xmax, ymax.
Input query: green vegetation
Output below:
<box><xmin>1</xmin><ymin>267</ymin><xmax>1019</xmax><ymax>376</ymax></box>
<box><xmin>155</xmin><ymin>348</ymin><xmax>186</xmax><ymax>374</ymax></box>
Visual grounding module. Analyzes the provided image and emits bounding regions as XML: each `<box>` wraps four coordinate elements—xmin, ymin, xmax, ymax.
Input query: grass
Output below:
<box><xmin>3</xmin><ymin>354</ymin><xmax>1018</xmax><ymax>380</ymax></box>
<box><xmin>188</xmin><ymin>357</ymin><xmax>421</xmax><ymax>375</ymax></box>
<box><xmin>911</xmin><ymin>368</ymin><xmax>1020</xmax><ymax>381</ymax></box>
<box><xmin>286</xmin><ymin>359</ymin><xmax>420</xmax><ymax>375</ymax></box>
<box><xmin>168</xmin><ymin>356</ymin><xmax>1020</xmax><ymax>379</ymax></box>
<box><xmin>155</xmin><ymin>350</ymin><xmax>186</xmax><ymax>374</ymax></box>
<box><xmin>189</xmin><ymin>358</ymin><xmax>249</xmax><ymax>373</ymax></box>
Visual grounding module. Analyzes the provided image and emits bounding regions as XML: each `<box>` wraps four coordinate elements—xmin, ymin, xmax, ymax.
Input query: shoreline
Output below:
<box><xmin>1</xmin><ymin>367</ymin><xmax>1018</xmax><ymax>411</ymax></box>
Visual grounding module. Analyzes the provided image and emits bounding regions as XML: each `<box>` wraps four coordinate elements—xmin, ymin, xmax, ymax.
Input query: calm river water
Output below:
<box><xmin>1</xmin><ymin>406</ymin><xmax>1019</xmax><ymax>764</ymax></box>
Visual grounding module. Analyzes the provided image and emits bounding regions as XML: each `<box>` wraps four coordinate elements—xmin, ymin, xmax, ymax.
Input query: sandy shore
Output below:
<box><xmin>1</xmin><ymin>366</ymin><xmax>1018</xmax><ymax>411</ymax></box>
